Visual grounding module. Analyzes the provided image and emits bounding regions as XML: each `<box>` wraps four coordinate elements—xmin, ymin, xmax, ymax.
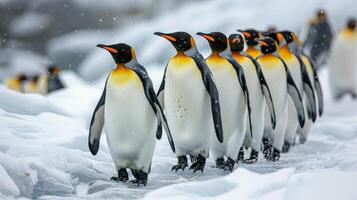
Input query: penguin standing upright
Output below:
<box><xmin>155</xmin><ymin>32</ymin><xmax>223</xmax><ymax>173</ymax></box>
<box><xmin>229</xmin><ymin>33</ymin><xmax>276</xmax><ymax>163</ymax></box>
<box><xmin>238</xmin><ymin>29</ymin><xmax>262</xmax><ymax>58</ymax></box>
<box><xmin>196</xmin><ymin>32</ymin><xmax>252</xmax><ymax>171</ymax></box>
<box><xmin>5</xmin><ymin>74</ymin><xmax>28</xmax><ymax>93</ymax></box>
<box><xmin>37</xmin><ymin>65</ymin><xmax>65</xmax><ymax>95</ymax></box>
<box><xmin>88</xmin><ymin>43</ymin><xmax>175</xmax><ymax>186</ymax></box>
<box><xmin>328</xmin><ymin>18</ymin><xmax>357</xmax><ymax>99</ymax></box>
<box><xmin>276</xmin><ymin>31</ymin><xmax>317</xmax><ymax>152</ymax></box>
<box><xmin>256</xmin><ymin>37</ymin><xmax>305</xmax><ymax>161</ymax></box>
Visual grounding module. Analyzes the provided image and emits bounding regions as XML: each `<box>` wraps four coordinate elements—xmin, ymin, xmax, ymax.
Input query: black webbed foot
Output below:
<box><xmin>224</xmin><ymin>157</ymin><xmax>235</xmax><ymax>172</ymax></box>
<box><xmin>262</xmin><ymin>137</ymin><xmax>273</xmax><ymax>160</ymax></box>
<box><xmin>171</xmin><ymin>156</ymin><xmax>188</xmax><ymax>172</ymax></box>
<box><xmin>215</xmin><ymin>157</ymin><xmax>225</xmax><ymax>169</ymax></box>
<box><xmin>237</xmin><ymin>147</ymin><xmax>244</xmax><ymax>162</ymax></box>
<box><xmin>111</xmin><ymin>168</ymin><xmax>128</xmax><ymax>182</ymax></box>
<box><xmin>282</xmin><ymin>141</ymin><xmax>291</xmax><ymax>153</ymax></box>
<box><xmin>130</xmin><ymin>169</ymin><xmax>148</xmax><ymax>186</ymax></box>
<box><xmin>243</xmin><ymin>149</ymin><xmax>259</xmax><ymax>164</ymax></box>
<box><xmin>189</xmin><ymin>155</ymin><xmax>206</xmax><ymax>173</ymax></box>
<box><xmin>269</xmin><ymin>148</ymin><xmax>280</xmax><ymax>162</ymax></box>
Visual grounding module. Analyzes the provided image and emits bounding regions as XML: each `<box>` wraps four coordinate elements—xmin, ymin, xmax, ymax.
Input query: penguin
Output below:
<box><xmin>88</xmin><ymin>43</ymin><xmax>175</xmax><ymax>186</ymax></box>
<box><xmin>276</xmin><ymin>31</ymin><xmax>317</xmax><ymax>152</ymax></box>
<box><xmin>37</xmin><ymin>65</ymin><xmax>65</xmax><ymax>94</ymax></box>
<box><xmin>5</xmin><ymin>74</ymin><xmax>28</xmax><ymax>93</ymax></box>
<box><xmin>255</xmin><ymin>37</ymin><xmax>305</xmax><ymax>161</ymax></box>
<box><xmin>328</xmin><ymin>18</ymin><xmax>357</xmax><ymax>99</ymax></box>
<box><xmin>196</xmin><ymin>32</ymin><xmax>252</xmax><ymax>171</ymax></box>
<box><xmin>302</xmin><ymin>9</ymin><xmax>333</xmax><ymax>69</ymax></box>
<box><xmin>229</xmin><ymin>33</ymin><xmax>276</xmax><ymax>164</ymax></box>
<box><xmin>154</xmin><ymin>31</ymin><xmax>223</xmax><ymax>173</ymax></box>
<box><xmin>24</xmin><ymin>75</ymin><xmax>40</xmax><ymax>93</ymax></box>
<box><xmin>237</xmin><ymin>29</ymin><xmax>262</xmax><ymax>58</ymax></box>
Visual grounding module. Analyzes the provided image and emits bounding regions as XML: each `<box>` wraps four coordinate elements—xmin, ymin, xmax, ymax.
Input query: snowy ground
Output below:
<box><xmin>1</xmin><ymin>68</ymin><xmax>357</xmax><ymax>200</ymax></box>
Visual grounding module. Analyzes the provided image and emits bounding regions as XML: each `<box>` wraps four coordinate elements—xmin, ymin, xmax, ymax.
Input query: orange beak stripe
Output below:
<box><xmin>260</xmin><ymin>41</ymin><xmax>268</xmax><ymax>47</ymax></box>
<box><xmin>242</xmin><ymin>32</ymin><xmax>252</xmax><ymax>38</ymax></box>
<box><xmin>160</xmin><ymin>34</ymin><xmax>177</xmax><ymax>42</ymax></box>
<box><xmin>104</xmin><ymin>47</ymin><xmax>118</xmax><ymax>53</ymax></box>
<box><xmin>201</xmin><ymin>34</ymin><xmax>215</xmax><ymax>42</ymax></box>
<box><xmin>232</xmin><ymin>37</ymin><xmax>240</xmax><ymax>43</ymax></box>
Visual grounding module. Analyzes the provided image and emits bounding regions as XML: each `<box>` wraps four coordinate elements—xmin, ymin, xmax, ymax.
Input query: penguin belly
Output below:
<box><xmin>105</xmin><ymin>71</ymin><xmax>156</xmax><ymax>173</ymax></box>
<box><xmin>237</xmin><ymin>56</ymin><xmax>265</xmax><ymax>152</ymax></box>
<box><xmin>260</xmin><ymin>56</ymin><xmax>288</xmax><ymax>151</ymax></box>
<box><xmin>282</xmin><ymin>54</ymin><xmax>303</xmax><ymax>146</ymax></box>
<box><xmin>207</xmin><ymin>58</ymin><xmax>247</xmax><ymax>160</ymax></box>
<box><xmin>165</xmin><ymin>56</ymin><xmax>213</xmax><ymax>158</ymax></box>
<box><xmin>328</xmin><ymin>30</ymin><xmax>357</xmax><ymax>97</ymax></box>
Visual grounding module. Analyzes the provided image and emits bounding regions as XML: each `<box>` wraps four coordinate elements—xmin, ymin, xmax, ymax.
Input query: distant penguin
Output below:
<box><xmin>229</xmin><ymin>33</ymin><xmax>276</xmax><ymax>164</ymax></box>
<box><xmin>155</xmin><ymin>32</ymin><xmax>223</xmax><ymax>173</ymax></box>
<box><xmin>88</xmin><ymin>43</ymin><xmax>174</xmax><ymax>186</ymax></box>
<box><xmin>302</xmin><ymin>9</ymin><xmax>333</xmax><ymax>69</ymax></box>
<box><xmin>197</xmin><ymin>32</ymin><xmax>252</xmax><ymax>171</ymax></box>
<box><xmin>237</xmin><ymin>29</ymin><xmax>262</xmax><ymax>58</ymax></box>
<box><xmin>256</xmin><ymin>37</ymin><xmax>305</xmax><ymax>161</ymax></box>
<box><xmin>276</xmin><ymin>31</ymin><xmax>317</xmax><ymax>152</ymax></box>
<box><xmin>328</xmin><ymin>18</ymin><xmax>357</xmax><ymax>99</ymax></box>
<box><xmin>5</xmin><ymin>74</ymin><xmax>28</xmax><ymax>93</ymax></box>
<box><xmin>37</xmin><ymin>65</ymin><xmax>65</xmax><ymax>94</ymax></box>
<box><xmin>24</xmin><ymin>75</ymin><xmax>40</xmax><ymax>93</ymax></box>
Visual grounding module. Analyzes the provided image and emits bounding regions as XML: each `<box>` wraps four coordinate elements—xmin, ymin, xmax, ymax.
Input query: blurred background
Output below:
<box><xmin>0</xmin><ymin>0</ymin><xmax>355</xmax><ymax>82</ymax></box>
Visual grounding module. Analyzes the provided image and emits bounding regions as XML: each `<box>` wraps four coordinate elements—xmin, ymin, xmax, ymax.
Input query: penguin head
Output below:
<box><xmin>347</xmin><ymin>18</ymin><xmax>356</xmax><ymax>30</ymax></box>
<box><xmin>237</xmin><ymin>29</ymin><xmax>261</xmax><ymax>46</ymax></box>
<box><xmin>263</xmin><ymin>32</ymin><xmax>281</xmax><ymax>46</ymax></box>
<box><xmin>17</xmin><ymin>74</ymin><xmax>28</xmax><ymax>82</ymax></box>
<box><xmin>47</xmin><ymin>65</ymin><xmax>61</xmax><ymax>75</ymax></box>
<box><xmin>228</xmin><ymin>33</ymin><xmax>246</xmax><ymax>53</ymax></box>
<box><xmin>197</xmin><ymin>32</ymin><xmax>228</xmax><ymax>53</ymax></box>
<box><xmin>278</xmin><ymin>31</ymin><xmax>302</xmax><ymax>46</ymax></box>
<box><xmin>154</xmin><ymin>32</ymin><xmax>195</xmax><ymax>52</ymax></box>
<box><xmin>31</xmin><ymin>75</ymin><xmax>40</xmax><ymax>83</ymax></box>
<box><xmin>256</xmin><ymin>37</ymin><xmax>278</xmax><ymax>54</ymax></box>
<box><xmin>96</xmin><ymin>43</ymin><xmax>136</xmax><ymax>64</ymax></box>
<box><xmin>316</xmin><ymin>9</ymin><xmax>327</xmax><ymax>21</ymax></box>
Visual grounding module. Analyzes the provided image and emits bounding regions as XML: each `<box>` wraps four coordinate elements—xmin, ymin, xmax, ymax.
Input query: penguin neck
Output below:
<box><xmin>114</xmin><ymin>64</ymin><xmax>131</xmax><ymax>72</ymax></box>
<box><xmin>278</xmin><ymin>44</ymin><xmax>293</xmax><ymax>57</ymax></box>
<box><xmin>208</xmin><ymin>52</ymin><xmax>224</xmax><ymax>60</ymax></box>
<box><xmin>246</xmin><ymin>46</ymin><xmax>261</xmax><ymax>57</ymax></box>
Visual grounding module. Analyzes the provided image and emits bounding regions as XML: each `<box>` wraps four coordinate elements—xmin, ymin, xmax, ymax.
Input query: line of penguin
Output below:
<box><xmin>88</xmin><ymin>28</ymin><xmax>324</xmax><ymax>186</ymax></box>
<box><xmin>4</xmin><ymin>65</ymin><xmax>65</xmax><ymax>95</ymax></box>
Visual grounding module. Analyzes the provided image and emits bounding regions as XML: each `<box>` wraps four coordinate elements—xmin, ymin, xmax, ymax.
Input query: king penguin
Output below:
<box><xmin>88</xmin><ymin>43</ymin><xmax>175</xmax><ymax>186</ymax></box>
<box><xmin>256</xmin><ymin>37</ymin><xmax>305</xmax><ymax>161</ymax></box>
<box><xmin>229</xmin><ymin>32</ymin><xmax>276</xmax><ymax>163</ymax></box>
<box><xmin>37</xmin><ymin>65</ymin><xmax>65</xmax><ymax>94</ymax></box>
<box><xmin>155</xmin><ymin>31</ymin><xmax>223</xmax><ymax>173</ymax></box>
<box><xmin>328</xmin><ymin>18</ymin><xmax>357</xmax><ymax>99</ymax></box>
<box><xmin>197</xmin><ymin>32</ymin><xmax>252</xmax><ymax>171</ymax></box>
<box><xmin>238</xmin><ymin>29</ymin><xmax>262</xmax><ymax>58</ymax></box>
<box><xmin>5</xmin><ymin>74</ymin><xmax>28</xmax><ymax>93</ymax></box>
<box><xmin>276</xmin><ymin>31</ymin><xmax>317</xmax><ymax>152</ymax></box>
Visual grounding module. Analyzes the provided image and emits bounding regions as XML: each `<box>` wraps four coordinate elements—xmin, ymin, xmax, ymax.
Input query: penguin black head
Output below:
<box><xmin>18</xmin><ymin>74</ymin><xmax>28</xmax><ymax>82</ymax></box>
<box><xmin>278</xmin><ymin>31</ymin><xmax>302</xmax><ymax>46</ymax></box>
<box><xmin>316</xmin><ymin>9</ymin><xmax>327</xmax><ymax>20</ymax></box>
<box><xmin>197</xmin><ymin>32</ymin><xmax>228</xmax><ymax>53</ymax></box>
<box><xmin>237</xmin><ymin>29</ymin><xmax>261</xmax><ymax>46</ymax></box>
<box><xmin>96</xmin><ymin>43</ymin><xmax>135</xmax><ymax>64</ymax></box>
<box><xmin>263</xmin><ymin>32</ymin><xmax>281</xmax><ymax>46</ymax></box>
<box><xmin>256</xmin><ymin>37</ymin><xmax>278</xmax><ymax>54</ymax></box>
<box><xmin>228</xmin><ymin>33</ymin><xmax>245</xmax><ymax>53</ymax></box>
<box><xmin>347</xmin><ymin>18</ymin><xmax>356</xmax><ymax>30</ymax></box>
<box><xmin>47</xmin><ymin>65</ymin><xmax>61</xmax><ymax>75</ymax></box>
<box><xmin>154</xmin><ymin>32</ymin><xmax>195</xmax><ymax>52</ymax></box>
<box><xmin>32</xmin><ymin>75</ymin><xmax>40</xmax><ymax>83</ymax></box>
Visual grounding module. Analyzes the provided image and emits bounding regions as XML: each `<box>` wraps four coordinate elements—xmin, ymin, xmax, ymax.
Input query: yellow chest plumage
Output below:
<box><xmin>168</xmin><ymin>53</ymin><xmax>201</xmax><ymax>76</ymax></box>
<box><xmin>206</xmin><ymin>54</ymin><xmax>235</xmax><ymax>76</ymax></box>
<box><xmin>246</xmin><ymin>47</ymin><xmax>261</xmax><ymax>58</ymax></box>
<box><xmin>258</xmin><ymin>54</ymin><xmax>281</xmax><ymax>69</ymax></box>
<box><xmin>278</xmin><ymin>45</ymin><xmax>295</xmax><ymax>61</ymax></box>
<box><xmin>108</xmin><ymin>65</ymin><xmax>140</xmax><ymax>86</ymax></box>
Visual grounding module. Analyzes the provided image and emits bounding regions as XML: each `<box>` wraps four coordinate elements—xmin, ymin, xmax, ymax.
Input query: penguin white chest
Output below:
<box><xmin>104</xmin><ymin>69</ymin><xmax>156</xmax><ymax>166</ymax></box>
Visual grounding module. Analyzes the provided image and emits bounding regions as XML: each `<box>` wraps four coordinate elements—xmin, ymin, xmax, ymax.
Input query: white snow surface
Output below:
<box><xmin>0</xmin><ymin>67</ymin><xmax>357</xmax><ymax>199</ymax></box>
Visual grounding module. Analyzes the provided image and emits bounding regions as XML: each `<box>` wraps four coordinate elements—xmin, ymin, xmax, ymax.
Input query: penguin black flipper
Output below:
<box><xmin>88</xmin><ymin>79</ymin><xmax>107</xmax><ymax>155</ymax></box>
<box><xmin>157</xmin><ymin>64</ymin><xmax>168</xmax><ymax>108</ymax></box>
<box><xmin>305</xmin><ymin>55</ymin><xmax>324</xmax><ymax>116</ymax></box>
<box><xmin>132</xmin><ymin>64</ymin><xmax>176</xmax><ymax>153</ymax></box>
<box><xmin>293</xmin><ymin>52</ymin><xmax>317</xmax><ymax>122</ymax></box>
<box><xmin>190</xmin><ymin>52</ymin><xmax>224</xmax><ymax>143</ymax></box>
<box><xmin>246</xmin><ymin>54</ymin><xmax>276</xmax><ymax>129</ymax></box>
<box><xmin>278</xmin><ymin>57</ymin><xmax>305</xmax><ymax>128</ymax></box>
<box><xmin>224</xmin><ymin>57</ymin><xmax>253</xmax><ymax>138</ymax></box>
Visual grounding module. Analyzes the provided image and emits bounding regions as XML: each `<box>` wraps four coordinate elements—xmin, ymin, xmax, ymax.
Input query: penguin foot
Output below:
<box><xmin>111</xmin><ymin>168</ymin><xmax>128</xmax><ymax>182</ymax></box>
<box><xmin>299</xmin><ymin>135</ymin><xmax>307</xmax><ymax>144</ymax></box>
<box><xmin>171</xmin><ymin>156</ymin><xmax>188</xmax><ymax>172</ymax></box>
<box><xmin>269</xmin><ymin>148</ymin><xmax>280</xmax><ymax>162</ymax></box>
<box><xmin>243</xmin><ymin>149</ymin><xmax>259</xmax><ymax>164</ymax></box>
<box><xmin>237</xmin><ymin>147</ymin><xmax>244</xmax><ymax>163</ymax></box>
<box><xmin>215</xmin><ymin>157</ymin><xmax>225</xmax><ymax>169</ymax></box>
<box><xmin>282</xmin><ymin>141</ymin><xmax>291</xmax><ymax>153</ymax></box>
<box><xmin>262</xmin><ymin>137</ymin><xmax>272</xmax><ymax>160</ymax></box>
<box><xmin>190</xmin><ymin>155</ymin><xmax>197</xmax><ymax>163</ymax></box>
<box><xmin>189</xmin><ymin>155</ymin><xmax>206</xmax><ymax>173</ymax></box>
<box><xmin>224</xmin><ymin>157</ymin><xmax>235</xmax><ymax>172</ymax></box>
<box><xmin>130</xmin><ymin>169</ymin><xmax>148</xmax><ymax>186</ymax></box>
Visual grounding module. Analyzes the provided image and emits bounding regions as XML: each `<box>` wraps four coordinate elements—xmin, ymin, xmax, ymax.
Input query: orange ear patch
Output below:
<box><xmin>232</xmin><ymin>37</ymin><xmax>240</xmax><ymax>43</ymax></box>
<box><xmin>104</xmin><ymin>47</ymin><xmax>118</xmax><ymax>53</ymax></box>
<box><xmin>242</xmin><ymin>32</ymin><xmax>252</xmax><ymax>38</ymax></box>
<box><xmin>277</xmin><ymin>33</ymin><xmax>284</xmax><ymax>43</ymax></box>
<box><xmin>260</xmin><ymin>41</ymin><xmax>268</xmax><ymax>47</ymax></box>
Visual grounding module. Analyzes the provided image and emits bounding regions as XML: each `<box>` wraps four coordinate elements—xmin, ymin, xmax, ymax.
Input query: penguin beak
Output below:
<box><xmin>96</xmin><ymin>44</ymin><xmax>118</xmax><ymax>53</ymax></box>
<box><xmin>154</xmin><ymin>32</ymin><xmax>177</xmax><ymax>42</ymax></box>
<box><xmin>241</xmin><ymin>31</ymin><xmax>252</xmax><ymax>38</ymax></box>
<box><xmin>196</xmin><ymin>32</ymin><xmax>215</xmax><ymax>42</ymax></box>
<box><xmin>255</xmin><ymin>38</ymin><xmax>268</xmax><ymax>47</ymax></box>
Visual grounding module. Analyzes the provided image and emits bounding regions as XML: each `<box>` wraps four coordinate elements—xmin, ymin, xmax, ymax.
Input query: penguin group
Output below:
<box><xmin>4</xmin><ymin>65</ymin><xmax>65</xmax><ymax>95</ymax></box>
<box><xmin>88</xmin><ymin>29</ymin><xmax>323</xmax><ymax>186</ymax></box>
